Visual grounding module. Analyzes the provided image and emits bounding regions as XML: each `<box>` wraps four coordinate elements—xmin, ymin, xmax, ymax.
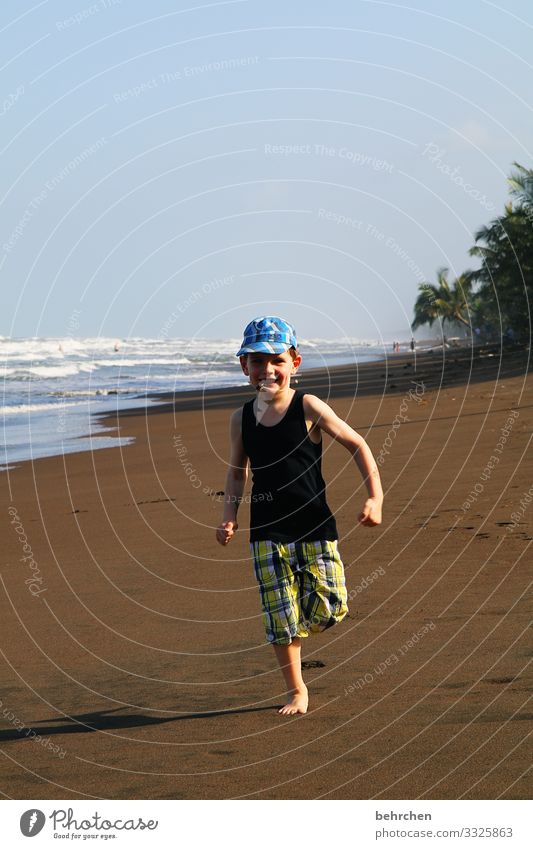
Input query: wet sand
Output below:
<box><xmin>1</xmin><ymin>346</ymin><xmax>531</xmax><ymax>799</ymax></box>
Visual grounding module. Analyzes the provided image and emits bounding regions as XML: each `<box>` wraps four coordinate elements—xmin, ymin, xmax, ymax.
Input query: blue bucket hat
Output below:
<box><xmin>236</xmin><ymin>316</ymin><xmax>298</xmax><ymax>356</ymax></box>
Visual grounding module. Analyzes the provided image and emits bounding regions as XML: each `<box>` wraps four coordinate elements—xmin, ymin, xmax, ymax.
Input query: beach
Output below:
<box><xmin>1</xmin><ymin>346</ymin><xmax>531</xmax><ymax>800</ymax></box>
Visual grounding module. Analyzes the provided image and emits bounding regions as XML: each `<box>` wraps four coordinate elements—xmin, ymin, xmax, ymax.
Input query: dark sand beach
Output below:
<box><xmin>1</xmin><ymin>346</ymin><xmax>531</xmax><ymax>800</ymax></box>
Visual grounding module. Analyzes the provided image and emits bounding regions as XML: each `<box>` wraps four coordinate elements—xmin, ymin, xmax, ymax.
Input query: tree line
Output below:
<box><xmin>412</xmin><ymin>163</ymin><xmax>532</xmax><ymax>344</ymax></box>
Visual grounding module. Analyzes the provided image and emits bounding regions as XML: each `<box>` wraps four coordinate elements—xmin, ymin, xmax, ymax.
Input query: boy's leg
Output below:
<box><xmin>250</xmin><ymin>540</ymin><xmax>310</xmax><ymax>715</ymax></box>
<box><xmin>297</xmin><ymin>540</ymin><xmax>348</xmax><ymax>633</ymax></box>
<box><xmin>273</xmin><ymin>638</ymin><xmax>308</xmax><ymax>716</ymax></box>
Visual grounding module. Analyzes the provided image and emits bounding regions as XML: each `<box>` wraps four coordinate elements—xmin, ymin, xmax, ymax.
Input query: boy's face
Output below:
<box><xmin>240</xmin><ymin>350</ymin><xmax>301</xmax><ymax>394</ymax></box>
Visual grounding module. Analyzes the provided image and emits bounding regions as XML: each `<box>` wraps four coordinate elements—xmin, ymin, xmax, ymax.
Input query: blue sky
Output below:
<box><xmin>1</xmin><ymin>0</ymin><xmax>532</xmax><ymax>342</ymax></box>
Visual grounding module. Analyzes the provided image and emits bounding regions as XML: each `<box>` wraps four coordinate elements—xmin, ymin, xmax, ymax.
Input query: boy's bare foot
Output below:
<box><xmin>278</xmin><ymin>686</ymin><xmax>308</xmax><ymax>716</ymax></box>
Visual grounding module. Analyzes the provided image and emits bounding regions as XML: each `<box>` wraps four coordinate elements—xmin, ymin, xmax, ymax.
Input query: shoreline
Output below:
<box><xmin>3</xmin><ymin>343</ymin><xmax>526</xmax><ymax>471</ymax></box>
<box><xmin>109</xmin><ymin>341</ymin><xmax>528</xmax><ymax>415</ymax></box>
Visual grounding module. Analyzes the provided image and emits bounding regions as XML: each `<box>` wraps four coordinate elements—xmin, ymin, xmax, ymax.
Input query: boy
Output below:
<box><xmin>216</xmin><ymin>317</ymin><xmax>383</xmax><ymax>716</ymax></box>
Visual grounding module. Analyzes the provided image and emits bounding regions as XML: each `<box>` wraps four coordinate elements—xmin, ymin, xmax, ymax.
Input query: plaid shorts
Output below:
<box><xmin>250</xmin><ymin>539</ymin><xmax>349</xmax><ymax>645</ymax></box>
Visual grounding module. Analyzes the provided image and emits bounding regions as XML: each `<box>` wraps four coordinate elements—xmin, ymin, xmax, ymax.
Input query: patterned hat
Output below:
<box><xmin>236</xmin><ymin>316</ymin><xmax>298</xmax><ymax>356</ymax></box>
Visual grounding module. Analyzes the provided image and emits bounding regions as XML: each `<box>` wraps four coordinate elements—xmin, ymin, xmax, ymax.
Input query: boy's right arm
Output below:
<box><xmin>216</xmin><ymin>408</ymin><xmax>249</xmax><ymax>546</ymax></box>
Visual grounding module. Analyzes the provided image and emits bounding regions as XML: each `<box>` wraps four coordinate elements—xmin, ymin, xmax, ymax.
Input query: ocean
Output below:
<box><xmin>1</xmin><ymin>335</ymin><xmax>388</xmax><ymax>469</ymax></box>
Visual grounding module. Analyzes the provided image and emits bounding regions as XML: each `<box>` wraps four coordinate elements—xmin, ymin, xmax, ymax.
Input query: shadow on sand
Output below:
<box><xmin>0</xmin><ymin>704</ymin><xmax>282</xmax><ymax>741</ymax></box>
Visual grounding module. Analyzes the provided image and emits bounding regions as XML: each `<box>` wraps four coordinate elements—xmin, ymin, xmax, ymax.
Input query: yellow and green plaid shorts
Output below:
<box><xmin>250</xmin><ymin>539</ymin><xmax>349</xmax><ymax>645</ymax></box>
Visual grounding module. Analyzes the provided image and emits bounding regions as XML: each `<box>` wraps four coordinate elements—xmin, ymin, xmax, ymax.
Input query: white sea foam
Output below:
<box><xmin>0</xmin><ymin>399</ymin><xmax>89</xmax><ymax>415</ymax></box>
<box><xmin>1</xmin><ymin>363</ymin><xmax>98</xmax><ymax>379</ymax></box>
<box><xmin>48</xmin><ymin>388</ymin><xmax>137</xmax><ymax>397</ymax></box>
<box><xmin>91</xmin><ymin>357</ymin><xmax>191</xmax><ymax>367</ymax></box>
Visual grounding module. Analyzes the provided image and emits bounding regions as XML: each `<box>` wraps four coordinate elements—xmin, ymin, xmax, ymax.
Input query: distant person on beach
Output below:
<box><xmin>216</xmin><ymin>316</ymin><xmax>383</xmax><ymax>716</ymax></box>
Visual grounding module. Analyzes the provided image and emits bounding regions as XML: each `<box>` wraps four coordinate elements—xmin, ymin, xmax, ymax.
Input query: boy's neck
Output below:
<box><xmin>256</xmin><ymin>385</ymin><xmax>295</xmax><ymax>410</ymax></box>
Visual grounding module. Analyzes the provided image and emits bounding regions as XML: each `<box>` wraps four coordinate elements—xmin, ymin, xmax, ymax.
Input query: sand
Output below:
<box><xmin>1</xmin><ymin>346</ymin><xmax>531</xmax><ymax>800</ymax></box>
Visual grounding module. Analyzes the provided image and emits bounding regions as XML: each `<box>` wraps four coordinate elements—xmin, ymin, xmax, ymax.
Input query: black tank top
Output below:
<box><xmin>241</xmin><ymin>389</ymin><xmax>338</xmax><ymax>543</ymax></box>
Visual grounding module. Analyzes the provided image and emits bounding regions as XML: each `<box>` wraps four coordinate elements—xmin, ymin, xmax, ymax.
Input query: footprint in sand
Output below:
<box><xmin>483</xmin><ymin>676</ymin><xmax>520</xmax><ymax>685</ymax></box>
<box><xmin>302</xmin><ymin>660</ymin><xmax>326</xmax><ymax>669</ymax></box>
<box><xmin>136</xmin><ymin>497</ymin><xmax>176</xmax><ymax>505</ymax></box>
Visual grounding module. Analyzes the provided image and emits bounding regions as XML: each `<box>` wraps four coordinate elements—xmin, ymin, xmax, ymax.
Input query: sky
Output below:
<box><xmin>1</xmin><ymin>0</ymin><xmax>532</xmax><ymax>343</ymax></box>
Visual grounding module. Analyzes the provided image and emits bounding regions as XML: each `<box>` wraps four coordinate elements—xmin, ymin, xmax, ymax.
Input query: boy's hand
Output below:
<box><xmin>358</xmin><ymin>497</ymin><xmax>382</xmax><ymax>526</ymax></box>
<box><xmin>216</xmin><ymin>521</ymin><xmax>238</xmax><ymax>546</ymax></box>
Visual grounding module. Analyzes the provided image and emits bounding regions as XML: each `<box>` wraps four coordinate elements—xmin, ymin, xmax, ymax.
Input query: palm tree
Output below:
<box><xmin>508</xmin><ymin>162</ymin><xmax>533</xmax><ymax>211</ymax></box>
<box><xmin>411</xmin><ymin>269</ymin><xmax>473</xmax><ymax>332</ymax></box>
<box><xmin>411</xmin><ymin>163</ymin><xmax>532</xmax><ymax>344</ymax></box>
<box><xmin>470</xmin><ymin>188</ymin><xmax>533</xmax><ymax>342</ymax></box>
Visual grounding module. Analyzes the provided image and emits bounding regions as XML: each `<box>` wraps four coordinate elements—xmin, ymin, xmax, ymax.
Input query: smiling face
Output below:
<box><xmin>240</xmin><ymin>349</ymin><xmax>301</xmax><ymax>396</ymax></box>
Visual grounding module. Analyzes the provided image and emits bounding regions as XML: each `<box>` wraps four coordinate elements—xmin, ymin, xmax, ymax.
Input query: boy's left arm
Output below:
<box><xmin>304</xmin><ymin>394</ymin><xmax>383</xmax><ymax>526</ymax></box>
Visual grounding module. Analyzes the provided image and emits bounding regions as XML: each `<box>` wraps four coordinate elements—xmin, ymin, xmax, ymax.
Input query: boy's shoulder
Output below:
<box><xmin>301</xmin><ymin>392</ymin><xmax>332</xmax><ymax>416</ymax></box>
<box><xmin>301</xmin><ymin>392</ymin><xmax>321</xmax><ymax>404</ymax></box>
<box><xmin>230</xmin><ymin>406</ymin><xmax>244</xmax><ymax>425</ymax></box>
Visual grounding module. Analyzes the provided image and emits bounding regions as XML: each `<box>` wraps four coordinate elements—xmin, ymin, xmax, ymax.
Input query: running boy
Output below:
<box><xmin>216</xmin><ymin>317</ymin><xmax>383</xmax><ymax>716</ymax></box>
